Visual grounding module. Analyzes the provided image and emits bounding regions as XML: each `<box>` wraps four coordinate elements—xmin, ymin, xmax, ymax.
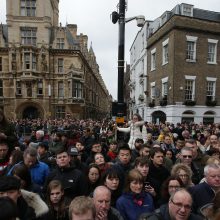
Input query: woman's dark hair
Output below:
<box><xmin>160</xmin><ymin>176</ymin><xmax>184</xmax><ymax>202</ymax></box>
<box><xmin>0</xmin><ymin>197</ymin><xmax>18</xmax><ymax>219</ymax></box>
<box><xmin>11</xmin><ymin>164</ymin><xmax>32</xmax><ymax>189</ymax></box>
<box><xmin>102</xmin><ymin>168</ymin><xmax>120</xmax><ymax>185</ymax></box>
<box><xmin>87</xmin><ymin>163</ymin><xmax>101</xmax><ymax>181</ymax></box>
<box><xmin>47</xmin><ymin>180</ymin><xmax>67</xmax><ymax>218</ymax></box>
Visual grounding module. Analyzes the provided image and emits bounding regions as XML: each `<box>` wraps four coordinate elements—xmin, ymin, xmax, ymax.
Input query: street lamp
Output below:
<box><xmin>111</xmin><ymin>0</ymin><xmax>145</xmax><ymax>122</ymax></box>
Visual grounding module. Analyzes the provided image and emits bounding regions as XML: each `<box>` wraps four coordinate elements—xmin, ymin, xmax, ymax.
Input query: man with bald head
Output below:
<box><xmin>93</xmin><ymin>186</ymin><xmax>123</xmax><ymax>220</ymax></box>
<box><xmin>141</xmin><ymin>189</ymin><xmax>202</xmax><ymax>220</ymax></box>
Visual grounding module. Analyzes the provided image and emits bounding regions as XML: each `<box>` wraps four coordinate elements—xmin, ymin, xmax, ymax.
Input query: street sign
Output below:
<box><xmin>116</xmin><ymin>116</ymin><xmax>124</xmax><ymax>124</ymax></box>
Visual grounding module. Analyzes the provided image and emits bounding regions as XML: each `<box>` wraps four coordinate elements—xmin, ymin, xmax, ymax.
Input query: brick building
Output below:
<box><xmin>0</xmin><ymin>0</ymin><xmax>110</xmax><ymax>119</ymax></box>
<box><xmin>146</xmin><ymin>3</ymin><xmax>220</xmax><ymax>124</ymax></box>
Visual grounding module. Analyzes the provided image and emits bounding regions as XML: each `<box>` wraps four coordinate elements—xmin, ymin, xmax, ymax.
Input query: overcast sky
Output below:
<box><xmin>0</xmin><ymin>0</ymin><xmax>219</xmax><ymax>99</ymax></box>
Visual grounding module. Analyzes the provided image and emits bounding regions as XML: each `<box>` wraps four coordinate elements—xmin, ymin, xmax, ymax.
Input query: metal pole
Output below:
<box><xmin>117</xmin><ymin>0</ymin><xmax>125</xmax><ymax>104</ymax></box>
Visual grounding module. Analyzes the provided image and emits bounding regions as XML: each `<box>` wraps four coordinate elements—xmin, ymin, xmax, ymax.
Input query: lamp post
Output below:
<box><xmin>112</xmin><ymin>0</ymin><xmax>145</xmax><ymax>122</ymax></box>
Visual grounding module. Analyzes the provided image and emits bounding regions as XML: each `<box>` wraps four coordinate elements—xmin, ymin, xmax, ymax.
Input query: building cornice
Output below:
<box><xmin>147</xmin><ymin>15</ymin><xmax>220</xmax><ymax>48</ymax></box>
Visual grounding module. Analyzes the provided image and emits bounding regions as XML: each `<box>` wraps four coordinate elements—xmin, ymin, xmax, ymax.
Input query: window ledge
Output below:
<box><xmin>186</xmin><ymin>59</ymin><xmax>196</xmax><ymax>63</ymax></box>
<box><xmin>207</xmin><ymin>62</ymin><xmax>217</xmax><ymax>65</ymax></box>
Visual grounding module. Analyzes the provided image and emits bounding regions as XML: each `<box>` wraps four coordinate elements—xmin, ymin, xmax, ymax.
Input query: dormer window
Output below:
<box><xmin>181</xmin><ymin>4</ymin><xmax>193</xmax><ymax>17</ymax></box>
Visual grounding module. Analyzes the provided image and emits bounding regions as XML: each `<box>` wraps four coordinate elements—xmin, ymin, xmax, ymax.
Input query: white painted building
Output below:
<box><xmin>129</xmin><ymin>21</ymin><xmax>149</xmax><ymax>119</ymax></box>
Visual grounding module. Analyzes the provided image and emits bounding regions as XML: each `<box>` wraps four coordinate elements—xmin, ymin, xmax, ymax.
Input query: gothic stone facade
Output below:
<box><xmin>0</xmin><ymin>0</ymin><xmax>110</xmax><ymax>119</ymax></box>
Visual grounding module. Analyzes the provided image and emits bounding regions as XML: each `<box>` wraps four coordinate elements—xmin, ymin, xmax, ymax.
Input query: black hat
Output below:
<box><xmin>68</xmin><ymin>146</ymin><xmax>79</xmax><ymax>156</ymax></box>
<box><xmin>0</xmin><ymin>176</ymin><xmax>21</xmax><ymax>192</ymax></box>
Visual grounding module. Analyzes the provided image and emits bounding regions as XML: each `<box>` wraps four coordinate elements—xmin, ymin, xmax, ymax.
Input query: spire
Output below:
<box><xmin>89</xmin><ymin>41</ymin><xmax>94</xmax><ymax>54</ymax></box>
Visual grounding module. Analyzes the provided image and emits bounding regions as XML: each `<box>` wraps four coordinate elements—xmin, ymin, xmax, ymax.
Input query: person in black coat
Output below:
<box><xmin>189</xmin><ymin>163</ymin><xmax>220</xmax><ymax>214</ymax></box>
<box><xmin>139</xmin><ymin>189</ymin><xmax>203</xmax><ymax>220</ymax></box>
<box><xmin>148</xmin><ymin>148</ymin><xmax>170</xmax><ymax>207</ymax></box>
<box><xmin>44</xmin><ymin>148</ymin><xmax>88</xmax><ymax>201</ymax></box>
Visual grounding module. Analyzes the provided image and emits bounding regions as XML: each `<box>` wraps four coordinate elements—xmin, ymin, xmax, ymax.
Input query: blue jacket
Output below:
<box><xmin>116</xmin><ymin>191</ymin><xmax>154</xmax><ymax>220</ymax></box>
<box><xmin>8</xmin><ymin>161</ymin><xmax>49</xmax><ymax>187</ymax></box>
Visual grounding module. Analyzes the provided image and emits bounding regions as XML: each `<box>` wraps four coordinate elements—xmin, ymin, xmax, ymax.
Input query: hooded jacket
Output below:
<box><xmin>44</xmin><ymin>165</ymin><xmax>87</xmax><ymax>200</ymax></box>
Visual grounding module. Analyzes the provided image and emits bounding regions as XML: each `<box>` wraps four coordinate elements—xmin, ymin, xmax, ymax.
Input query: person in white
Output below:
<box><xmin>117</xmin><ymin>113</ymin><xmax>147</xmax><ymax>149</ymax></box>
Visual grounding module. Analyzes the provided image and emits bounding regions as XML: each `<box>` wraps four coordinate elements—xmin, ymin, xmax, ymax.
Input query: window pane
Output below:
<box><xmin>208</xmin><ymin>43</ymin><xmax>215</xmax><ymax>63</ymax></box>
<box><xmin>185</xmin><ymin>80</ymin><xmax>193</xmax><ymax>100</ymax></box>
<box><xmin>186</xmin><ymin>41</ymin><xmax>195</xmax><ymax>60</ymax></box>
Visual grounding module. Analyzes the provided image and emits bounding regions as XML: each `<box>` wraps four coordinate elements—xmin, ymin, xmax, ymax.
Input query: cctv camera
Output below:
<box><xmin>136</xmin><ymin>16</ymin><xmax>145</xmax><ymax>27</ymax></box>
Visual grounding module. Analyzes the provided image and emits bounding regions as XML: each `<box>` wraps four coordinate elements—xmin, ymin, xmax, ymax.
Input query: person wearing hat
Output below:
<box><xmin>0</xmin><ymin>176</ymin><xmax>48</xmax><ymax>220</ymax></box>
<box><xmin>44</xmin><ymin>147</ymin><xmax>88</xmax><ymax>200</ymax></box>
<box><xmin>68</xmin><ymin>146</ymin><xmax>88</xmax><ymax>173</ymax></box>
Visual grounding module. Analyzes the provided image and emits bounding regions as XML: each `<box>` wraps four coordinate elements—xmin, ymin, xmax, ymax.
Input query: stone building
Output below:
<box><xmin>0</xmin><ymin>0</ymin><xmax>110</xmax><ymax>119</ymax></box>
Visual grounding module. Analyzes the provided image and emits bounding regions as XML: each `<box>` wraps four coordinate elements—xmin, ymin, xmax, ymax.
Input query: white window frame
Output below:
<box><xmin>207</xmin><ymin>39</ymin><xmax>218</xmax><ymax>64</ymax></box>
<box><xmin>162</xmin><ymin>38</ymin><xmax>169</xmax><ymax>65</ymax></box>
<box><xmin>181</xmin><ymin>4</ymin><xmax>193</xmax><ymax>17</ymax></box>
<box><xmin>150</xmin><ymin>82</ymin><xmax>156</xmax><ymax>99</ymax></box>
<box><xmin>161</xmin><ymin>77</ymin><xmax>168</xmax><ymax>97</ymax></box>
<box><xmin>151</xmin><ymin>48</ymin><xmax>156</xmax><ymax>71</ymax></box>
<box><xmin>184</xmin><ymin>75</ymin><xmax>196</xmax><ymax>101</ymax></box>
<box><xmin>186</xmin><ymin>36</ymin><xmax>198</xmax><ymax>62</ymax></box>
<box><xmin>206</xmin><ymin>77</ymin><xmax>217</xmax><ymax>101</ymax></box>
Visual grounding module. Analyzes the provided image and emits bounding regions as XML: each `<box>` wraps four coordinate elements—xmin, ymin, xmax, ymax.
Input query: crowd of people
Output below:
<box><xmin>0</xmin><ymin>109</ymin><xmax>220</xmax><ymax>220</ymax></box>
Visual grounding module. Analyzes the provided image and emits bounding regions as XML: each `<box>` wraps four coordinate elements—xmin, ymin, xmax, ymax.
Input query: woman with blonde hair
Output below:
<box><xmin>171</xmin><ymin>163</ymin><xmax>194</xmax><ymax>188</ymax></box>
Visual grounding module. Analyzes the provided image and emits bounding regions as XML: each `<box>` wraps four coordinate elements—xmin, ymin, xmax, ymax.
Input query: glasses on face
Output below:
<box><xmin>168</xmin><ymin>185</ymin><xmax>180</xmax><ymax>189</ymax></box>
<box><xmin>182</xmin><ymin>155</ymin><xmax>192</xmax><ymax>158</ymax></box>
<box><xmin>178</xmin><ymin>174</ymin><xmax>189</xmax><ymax>178</ymax></box>
<box><xmin>171</xmin><ymin>199</ymin><xmax>191</xmax><ymax>211</ymax></box>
